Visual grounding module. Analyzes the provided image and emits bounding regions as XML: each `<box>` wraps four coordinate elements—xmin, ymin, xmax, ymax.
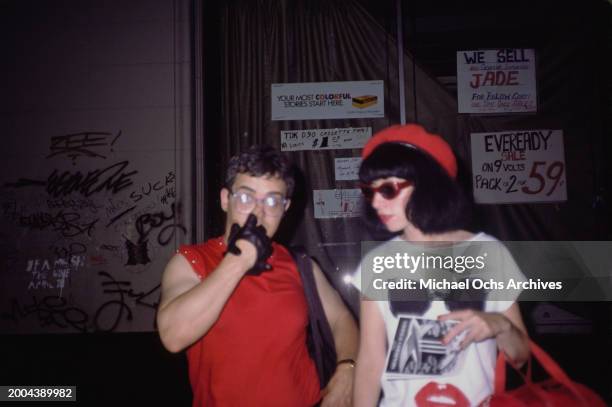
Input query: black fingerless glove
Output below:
<box><xmin>226</xmin><ymin>213</ymin><xmax>273</xmax><ymax>275</ymax></box>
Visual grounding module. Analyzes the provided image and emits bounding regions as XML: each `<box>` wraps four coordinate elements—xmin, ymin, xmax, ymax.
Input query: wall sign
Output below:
<box><xmin>272</xmin><ymin>81</ymin><xmax>384</xmax><ymax>120</ymax></box>
<box><xmin>470</xmin><ymin>130</ymin><xmax>566</xmax><ymax>203</ymax></box>
<box><xmin>457</xmin><ymin>49</ymin><xmax>537</xmax><ymax>114</ymax></box>
<box><xmin>313</xmin><ymin>189</ymin><xmax>362</xmax><ymax>219</ymax></box>
<box><xmin>334</xmin><ymin>157</ymin><xmax>362</xmax><ymax>181</ymax></box>
<box><xmin>280</xmin><ymin>127</ymin><xmax>371</xmax><ymax>151</ymax></box>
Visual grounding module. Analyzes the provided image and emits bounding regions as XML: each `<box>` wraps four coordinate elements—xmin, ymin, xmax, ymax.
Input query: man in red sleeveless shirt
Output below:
<box><xmin>157</xmin><ymin>145</ymin><xmax>359</xmax><ymax>406</ymax></box>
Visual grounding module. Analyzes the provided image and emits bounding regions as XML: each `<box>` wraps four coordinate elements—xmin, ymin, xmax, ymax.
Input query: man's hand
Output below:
<box><xmin>320</xmin><ymin>364</ymin><xmax>354</xmax><ymax>407</ymax></box>
<box><xmin>225</xmin><ymin>213</ymin><xmax>273</xmax><ymax>275</ymax></box>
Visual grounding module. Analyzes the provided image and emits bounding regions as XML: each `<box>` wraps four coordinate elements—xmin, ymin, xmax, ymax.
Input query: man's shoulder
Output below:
<box><xmin>179</xmin><ymin>236</ymin><xmax>224</xmax><ymax>253</ymax></box>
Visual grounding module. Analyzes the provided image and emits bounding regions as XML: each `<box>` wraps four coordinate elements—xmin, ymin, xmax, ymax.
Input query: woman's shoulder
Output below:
<box><xmin>466</xmin><ymin>231</ymin><xmax>498</xmax><ymax>242</ymax></box>
<box><xmin>437</xmin><ymin>230</ymin><xmax>492</xmax><ymax>242</ymax></box>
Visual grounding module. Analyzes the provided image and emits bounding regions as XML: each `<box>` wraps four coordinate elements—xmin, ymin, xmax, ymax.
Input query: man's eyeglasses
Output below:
<box><xmin>360</xmin><ymin>181</ymin><xmax>412</xmax><ymax>202</ymax></box>
<box><xmin>229</xmin><ymin>190</ymin><xmax>287</xmax><ymax>217</ymax></box>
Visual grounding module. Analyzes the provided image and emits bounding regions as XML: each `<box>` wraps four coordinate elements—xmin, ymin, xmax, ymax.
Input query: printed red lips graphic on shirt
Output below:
<box><xmin>415</xmin><ymin>382</ymin><xmax>469</xmax><ymax>407</ymax></box>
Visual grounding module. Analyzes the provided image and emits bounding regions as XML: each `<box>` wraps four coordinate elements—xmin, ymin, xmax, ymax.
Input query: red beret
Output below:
<box><xmin>361</xmin><ymin>124</ymin><xmax>457</xmax><ymax>179</ymax></box>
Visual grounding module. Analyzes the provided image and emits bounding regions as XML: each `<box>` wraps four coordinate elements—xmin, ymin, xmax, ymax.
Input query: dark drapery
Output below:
<box><xmin>215</xmin><ymin>0</ymin><xmax>461</xmax><ymax>292</ymax></box>
<box><xmin>211</xmin><ymin>0</ymin><xmax>610</xmax><ymax>306</ymax></box>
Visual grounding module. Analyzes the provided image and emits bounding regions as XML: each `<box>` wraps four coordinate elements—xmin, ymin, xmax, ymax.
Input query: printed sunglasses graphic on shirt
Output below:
<box><xmin>385</xmin><ymin>316</ymin><xmax>467</xmax><ymax>379</ymax></box>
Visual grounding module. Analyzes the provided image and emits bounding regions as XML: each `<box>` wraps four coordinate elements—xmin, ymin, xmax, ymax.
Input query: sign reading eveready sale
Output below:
<box><xmin>470</xmin><ymin>130</ymin><xmax>567</xmax><ymax>204</ymax></box>
<box><xmin>271</xmin><ymin>81</ymin><xmax>384</xmax><ymax>120</ymax></box>
<box><xmin>457</xmin><ymin>49</ymin><xmax>537</xmax><ymax>114</ymax></box>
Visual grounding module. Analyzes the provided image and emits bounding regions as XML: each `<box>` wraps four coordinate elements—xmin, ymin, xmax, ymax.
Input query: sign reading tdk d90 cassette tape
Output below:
<box><xmin>470</xmin><ymin>130</ymin><xmax>566</xmax><ymax>204</ymax></box>
<box><xmin>280</xmin><ymin>127</ymin><xmax>371</xmax><ymax>152</ymax></box>
<box><xmin>272</xmin><ymin>81</ymin><xmax>384</xmax><ymax>120</ymax></box>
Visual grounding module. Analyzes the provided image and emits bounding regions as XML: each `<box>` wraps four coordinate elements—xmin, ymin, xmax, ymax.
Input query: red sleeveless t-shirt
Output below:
<box><xmin>179</xmin><ymin>237</ymin><xmax>321</xmax><ymax>407</ymax></box>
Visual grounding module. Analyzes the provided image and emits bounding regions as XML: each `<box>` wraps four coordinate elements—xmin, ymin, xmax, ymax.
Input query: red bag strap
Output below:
<box><xmin>528</xmin><ymin>340</ymin><xmax>573</xmax><ymax>385</ymax></box>
<box><xmin>495</xmin><ymin>339</ymin><xmax>587</xmax><ymax>403</ymax></box>
<box><xmin>494</xmin><ymin>351</ymin><xmax>506</xmax><ymax>393</ymax></box>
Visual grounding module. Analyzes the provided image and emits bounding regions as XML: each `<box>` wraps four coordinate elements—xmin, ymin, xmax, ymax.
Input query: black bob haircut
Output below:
<box><xmin>225</xmin><ymin>145</ymin><xmax>295</xmax><ymax>197</ymax></box>
<box><xmin>359</xmin><ymin>143</ymin><xmax>471</xmax><ymax>236</ymax></box>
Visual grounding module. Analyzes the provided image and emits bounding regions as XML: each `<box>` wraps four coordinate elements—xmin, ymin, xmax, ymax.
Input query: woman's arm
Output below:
<box><xmin>439</xmin><ymin>302</ymin><xmax>529</xmax><ymax>367</ymax></box>
<box><xmin>496</xmin><ymin>303</ymin><xmax>530</xmax><ymax>365</ymax></box>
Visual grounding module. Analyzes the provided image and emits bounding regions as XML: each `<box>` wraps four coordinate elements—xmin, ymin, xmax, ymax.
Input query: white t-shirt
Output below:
<box><xmin>352</xmin><ymin>233</ymin><xmax>525</xmax><ymax>406</ymax></box>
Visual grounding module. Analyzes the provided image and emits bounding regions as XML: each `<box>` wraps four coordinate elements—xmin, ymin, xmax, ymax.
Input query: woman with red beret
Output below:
<box><xmin>352</xmin><ymin>124</ymin><xmax>529</xmax><ymax>406</ymax></box>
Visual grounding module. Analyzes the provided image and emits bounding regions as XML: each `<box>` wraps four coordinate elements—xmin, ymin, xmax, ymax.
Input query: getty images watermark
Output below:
<box><xmin>359</xmin><ymin>240</ymin><xmax>612</xmax><ymax>302</ymax></box>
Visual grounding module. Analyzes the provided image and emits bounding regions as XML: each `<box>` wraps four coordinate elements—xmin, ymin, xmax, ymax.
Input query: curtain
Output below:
<box><xmin>214</xmin><ymin>0</ymin><xmax>610</xmax><ymax>311</ymax></box>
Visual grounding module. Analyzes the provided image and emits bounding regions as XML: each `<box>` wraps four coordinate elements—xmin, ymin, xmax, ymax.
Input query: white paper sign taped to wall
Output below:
<box><xmin>280</xmin><ymin>127</ymin><xmax>371</xmax><ymax>151</ymax></box>
<box><xmin>272</xmin><ymin>81</ymin><xmax>384</xmax><ymax>120</ymax></box>
<box><xmin>334</xmin><ymin>157</ymin><xmax>362</xmax><ymax>181</ymax></box>
<box><xmin>313</xmin><ymin>189</ymin><xmax>362</xmax><ymax>219</ymax></box>
<box><xmin>457</xmin><ymin>49</ymin><xmax>537</xmax><ymax>114</ymax></box>
<box><xmin>470</xmin><ymin>129</ymin><xmax>566</xmax><ymax>204</ymax></box>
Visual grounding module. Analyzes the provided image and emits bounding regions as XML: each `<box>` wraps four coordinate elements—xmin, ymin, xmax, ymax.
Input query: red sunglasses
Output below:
<box><xmin>360</xmin><ymin>181</ymin><xmax>412</xmax><ymax>202</ymax></box>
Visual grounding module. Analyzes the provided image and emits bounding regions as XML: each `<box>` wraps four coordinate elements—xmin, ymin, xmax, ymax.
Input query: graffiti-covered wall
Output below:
<box><xmin>0</xmin><ymin>0</ymin><xmax>193</xmax><ymax>333</ymax></box>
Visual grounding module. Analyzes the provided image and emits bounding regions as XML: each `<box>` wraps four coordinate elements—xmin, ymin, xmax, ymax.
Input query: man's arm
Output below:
<box><xmin>157</xmin><ymin>241</ymin><xmax>256</xmax><ymax>353</ymax></box>
<box><xmin>311</xmin><ymin>261</ymin><xmax>359</xmax><ymax>407</ymax></box>
<box><xmin>354</xmin><ymin>300</ymin><xmax>386</xmax><ymax>407</ymax></box>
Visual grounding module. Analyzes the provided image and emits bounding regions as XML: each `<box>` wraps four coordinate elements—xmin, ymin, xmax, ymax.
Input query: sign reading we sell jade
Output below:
<box><xmin>271</xmin><ymin>81</ymin><xmax>384</xmax><ymax>120</ymax></box>
<box><xmin>471</xmin><ymin>130</ymin><xmax>566</xmax><ymax>204</ymax></box>
<box><xmin>457</xmin><ymin>49</ymin><xmax>537</xmax><ymax>114</ymax></box>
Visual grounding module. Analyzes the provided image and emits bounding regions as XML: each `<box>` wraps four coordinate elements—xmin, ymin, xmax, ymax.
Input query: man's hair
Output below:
<box><xmin>225</xmin><ymin>145</ymin><xmax>295</xmax><ymax>196</ymax></box>
<box><xmin>359</xmin><ymin>143</ymin><xmax>470</xmax><ymax>235</ymax></box>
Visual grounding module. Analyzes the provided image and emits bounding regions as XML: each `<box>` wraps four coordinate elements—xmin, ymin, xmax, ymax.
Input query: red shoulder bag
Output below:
<box><xmin>481</xmin><ymin>340</ymin><xmax>606</xmax><ymax>406</ymax></box>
